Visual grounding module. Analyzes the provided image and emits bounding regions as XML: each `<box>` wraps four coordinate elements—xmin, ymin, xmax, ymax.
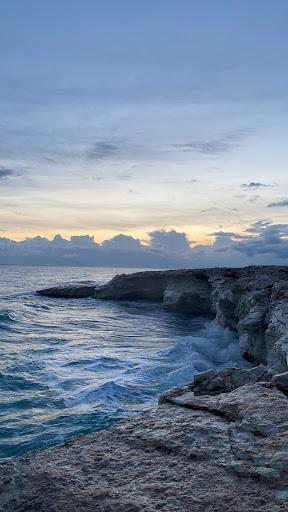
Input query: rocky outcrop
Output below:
<box><xmin>1</xmin><ymin>368</ymin><xmax>288</xmax><ymax>511</ymax></box>
<box><xmin>38</xmin><ymin>283</ymin><xmax>96</xmax><ymax>298</ymax></box>
<box><xmin>38</xmin><ymin>266</ymin><xmax>288</xmax><ymax>372</ymax></box>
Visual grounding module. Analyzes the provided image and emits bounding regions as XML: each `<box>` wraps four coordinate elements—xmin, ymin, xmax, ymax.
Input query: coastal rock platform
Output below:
<box><xmin>1</xmin><ymin>367</ymin><xmax>288</xmax><ymax>511</ymax></box>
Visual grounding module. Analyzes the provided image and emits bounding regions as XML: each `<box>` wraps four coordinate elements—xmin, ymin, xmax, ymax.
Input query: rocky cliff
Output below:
<box><xmin>39</xmin><ymin>266</ymin><xmax>288</xmax><ymax>373</ymax></box>
<box><xmin>2</xmin><ymin>267</ymin><xmax>287</xmax><ymax>511</ymax></box>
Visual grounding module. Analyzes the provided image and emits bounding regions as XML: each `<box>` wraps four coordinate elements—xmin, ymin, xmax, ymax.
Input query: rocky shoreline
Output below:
<box><xmin>1</xmin><ymin>266</ymin><xmax>288</xmax><ymax>511</ymax></box>
<box><xmin>39</xmin><ymin>266</ymin><xmax>288</xmax><ymax>372</ymax></box>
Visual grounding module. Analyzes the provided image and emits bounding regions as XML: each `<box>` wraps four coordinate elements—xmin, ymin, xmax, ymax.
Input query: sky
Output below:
<box><xmin>1</xmin><ymin>1</ymin><xmax>288</xmax><ymax>264</ymax></box>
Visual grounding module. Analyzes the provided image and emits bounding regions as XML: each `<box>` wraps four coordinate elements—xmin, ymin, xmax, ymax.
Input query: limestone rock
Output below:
<box><xmin>1</xmin><ymin>382</ymin><xmax>287</xmax><ymax>511</ymax></box>
<box><xmin>271</xmin><ymin>371</ymin><xmax>288</xmax><ymax>394</ymax></box>
<box><xmin>193</xmin><ymin>366</ymin><xmax>273</xmax><ymax>395</ymax></box>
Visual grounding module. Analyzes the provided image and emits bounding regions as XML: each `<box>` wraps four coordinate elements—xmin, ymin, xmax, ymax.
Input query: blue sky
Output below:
<box><xmin>1</xmin><ymin>0</ymin><xmax>288</xmax><ymax>246</ymax></box>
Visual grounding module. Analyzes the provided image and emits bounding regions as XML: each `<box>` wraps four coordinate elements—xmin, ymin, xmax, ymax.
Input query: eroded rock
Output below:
<box><xmin>271</xmin><ymin>371</ymin><xmax>288</xmax><ymax>394</ymax></box>
<box><xmin>37</xmin><ymin>266</ymin><xmax>288</xmax><ymax>372</ymax></box>
<box><xmin>37</xmin><ymin>283</ymin><xmax>97</xmax><ymax>298</ymax></box>
<box><xmin>1</xmin><ymin>380</ymin><xmax>287</xmax><ymax>511</ymax></box>
<box><xmin>193</xmin><ymin>366</ymin><xmax>273</xmax><ymax>395</ymax></box>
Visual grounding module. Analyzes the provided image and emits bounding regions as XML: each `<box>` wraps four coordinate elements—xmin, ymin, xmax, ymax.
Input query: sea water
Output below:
<box><xmin>0</xmin><ymin>266</ymin><xmax>249</xmax><ymax>459</ymax></box>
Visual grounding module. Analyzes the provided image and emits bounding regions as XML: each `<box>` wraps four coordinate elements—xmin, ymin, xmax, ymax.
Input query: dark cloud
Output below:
<box><xmin>245</xmin><ymin>220</ymin><xmax>272</xmax><ymax>233</ymax></box>
<box><xmin>210</xmin><ymin>231</ymin><xmax>241</xmax><ymax>238</ymax></box>
<box><xmin>268</xmin><ymin>199</ymin><xmax>288</xmax><ymax>208</ymax></box>
<box><xmin>171</xmin><ymin>129</ymin><xmax>249</xmax><ymax>156</ymax></box>
<box><xmin>241</xmin><ymin>182</ymin><xmax>271</xmax><ymax>190</ymax></box>
<box><xmin>0</xmin><ymin>167</ymin><xmax>15</xmax><ymax>179</ymax></box>
<box><xmin>2</xmin><ymin>222</ymin><xmax>288</xmax><ymax>267</ymax></box>
<box><xmin>87</xmin><ymin>141</ymin><xmax>120</xmax><ymax>160</ymax></box>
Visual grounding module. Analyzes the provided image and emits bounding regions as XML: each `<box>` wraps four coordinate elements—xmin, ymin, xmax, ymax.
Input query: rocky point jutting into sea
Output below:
<box><xmin>1</xmin><ymin>266</ymin><xmax>288</xmax><ymax>511</ymax></box>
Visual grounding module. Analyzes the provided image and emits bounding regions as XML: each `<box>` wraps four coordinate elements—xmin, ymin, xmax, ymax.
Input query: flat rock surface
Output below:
<box><xmin>1</xmin><ymin>383</ymin><xmax>287</xmax><ymax>512</ymax></box>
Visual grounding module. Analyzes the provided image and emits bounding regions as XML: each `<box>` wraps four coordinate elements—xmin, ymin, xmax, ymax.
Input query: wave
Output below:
<box><xmin>64</xmin><ymin>380</ymin><xmax>150</xmax><ymax>408</ymax></box>
<box><xmin>63</xmin><ymin>321</ymin><xmax>250</xmax><ymax>410</ymax></box>
<box><xmin>0</xmin><ymin>310</ymin><xmax>16</xmax><ymax>325</ymax></box>
<box><xmin>0</xmin><ymin>372</ymin><xmax>47</xmax><ymax>392</ymax></box>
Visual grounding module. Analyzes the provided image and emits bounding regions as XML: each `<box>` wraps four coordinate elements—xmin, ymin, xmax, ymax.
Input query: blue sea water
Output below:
<box><xmin>0</xmin><ymin>266</ymin><xmax>248</xmax><ymax>459</ymax></box>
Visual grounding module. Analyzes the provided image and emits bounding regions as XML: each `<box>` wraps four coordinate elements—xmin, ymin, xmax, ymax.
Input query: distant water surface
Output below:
<box><xmin>0</xmin><ymin>266</ymin><xmax>249</xmax><ymax>458</ymax></box>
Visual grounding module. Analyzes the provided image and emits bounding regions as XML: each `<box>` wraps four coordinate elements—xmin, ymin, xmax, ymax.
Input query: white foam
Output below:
<box><xmin>64</xmin><ymin>321</ymin><xmax>250</xmax><ymax>409</ymax></box>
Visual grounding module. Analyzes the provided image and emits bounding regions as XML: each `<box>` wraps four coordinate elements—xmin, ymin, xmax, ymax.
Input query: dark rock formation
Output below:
<box><xmin>1</xmin><ymin>368</ymin><xmax>288</xmax><ymax>511</ymax></box>
<box><xmin>38</xmin><ymin>283</ymin><xmax>97</xmax><ymax>298</ymax></box>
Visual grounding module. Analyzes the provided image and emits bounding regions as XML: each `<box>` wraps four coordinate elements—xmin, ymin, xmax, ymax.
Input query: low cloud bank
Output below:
<box><xmin>1</xmin><ymin>222</ymin><xmax>288</xmax><ymax>267</ymax></box>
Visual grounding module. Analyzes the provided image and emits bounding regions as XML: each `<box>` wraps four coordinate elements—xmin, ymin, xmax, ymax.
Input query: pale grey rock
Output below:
<box><xmin>1</xmin><ymin>382</ymin><xmax>287</xmax><ymax>511</ymax></box>
<box><xmin>271</xmin><ymin>371</ymin><xmax>288</xmax><ymax>394</ymax></box>
<box><xmin>193</xmin><ymin>366</ymin><xmax>273</xmax><ymax>395</ymax></box>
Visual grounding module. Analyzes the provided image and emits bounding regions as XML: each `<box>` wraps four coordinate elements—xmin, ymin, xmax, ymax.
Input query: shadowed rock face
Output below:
<box><xmin>1</xmin><ymin>368</ymin><xmax>288</xmax><ymax>512</ymax></box>
<box><xmin>38</xmin><ymin>283</ymin><xmax>96</xmax><ymax>298</ymax></box>
<box><xmin>38</xmin><ymin>266</ymin><xmax>288</xmax><ymax>372</ymax></box>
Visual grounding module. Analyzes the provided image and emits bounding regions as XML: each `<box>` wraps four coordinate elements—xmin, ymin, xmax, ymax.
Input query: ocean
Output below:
<box><xmin>0</xmin><ymin>266</ymin><xmax>248</xmax><ymax>459</ymax></box>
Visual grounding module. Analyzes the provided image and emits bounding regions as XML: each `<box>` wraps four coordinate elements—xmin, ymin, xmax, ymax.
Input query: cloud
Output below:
<box><xmin>0</xmin><ymin>167</ymin><xmax>16</xmax><ymax>179</ymax></box>
<box><xmin>244</xmin><ymin>220</ymin><xmax>272</xmax><ymax>233</ymax></box>
<box><xmin>87</xmin><ymin>141</ymin><xmax>120</xmax><ymax>160</ymax></box>
<box><xmin>209</xmin><ymin>231</ymin><xmax>243</xmax><ymax>238</ymax></box>
<box><xmin>171</xmin><ymin>128</ymin><xmax>249</xmax><ymax>156</ymax></box>
<box><xmin>267</xmin><ymin>199</ymin><xmax>288</xmax><ymax>208</ymax></box>
<box><xmin>2</xmin><ymin>222</ymin><xmax>288</xmax><ymax>267</ymax></box>
<box><xmin>102</xmin><ymin>234</ymin><xmax>142</xmax><ymax>251</ymax></box>
<box><xmin>70</xmin><ymin>235</ymin><xmax>98</xmax><ymax>247</ymax></box>
<box><xmin>241</xmin><ymin>182</ymin><xmax>271</xmax><ymax>190</ymax></box>
<box><xmin>148</xmin><ymin>229</ymin><xmax>192</xmax><ymax>255</ymax></box>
